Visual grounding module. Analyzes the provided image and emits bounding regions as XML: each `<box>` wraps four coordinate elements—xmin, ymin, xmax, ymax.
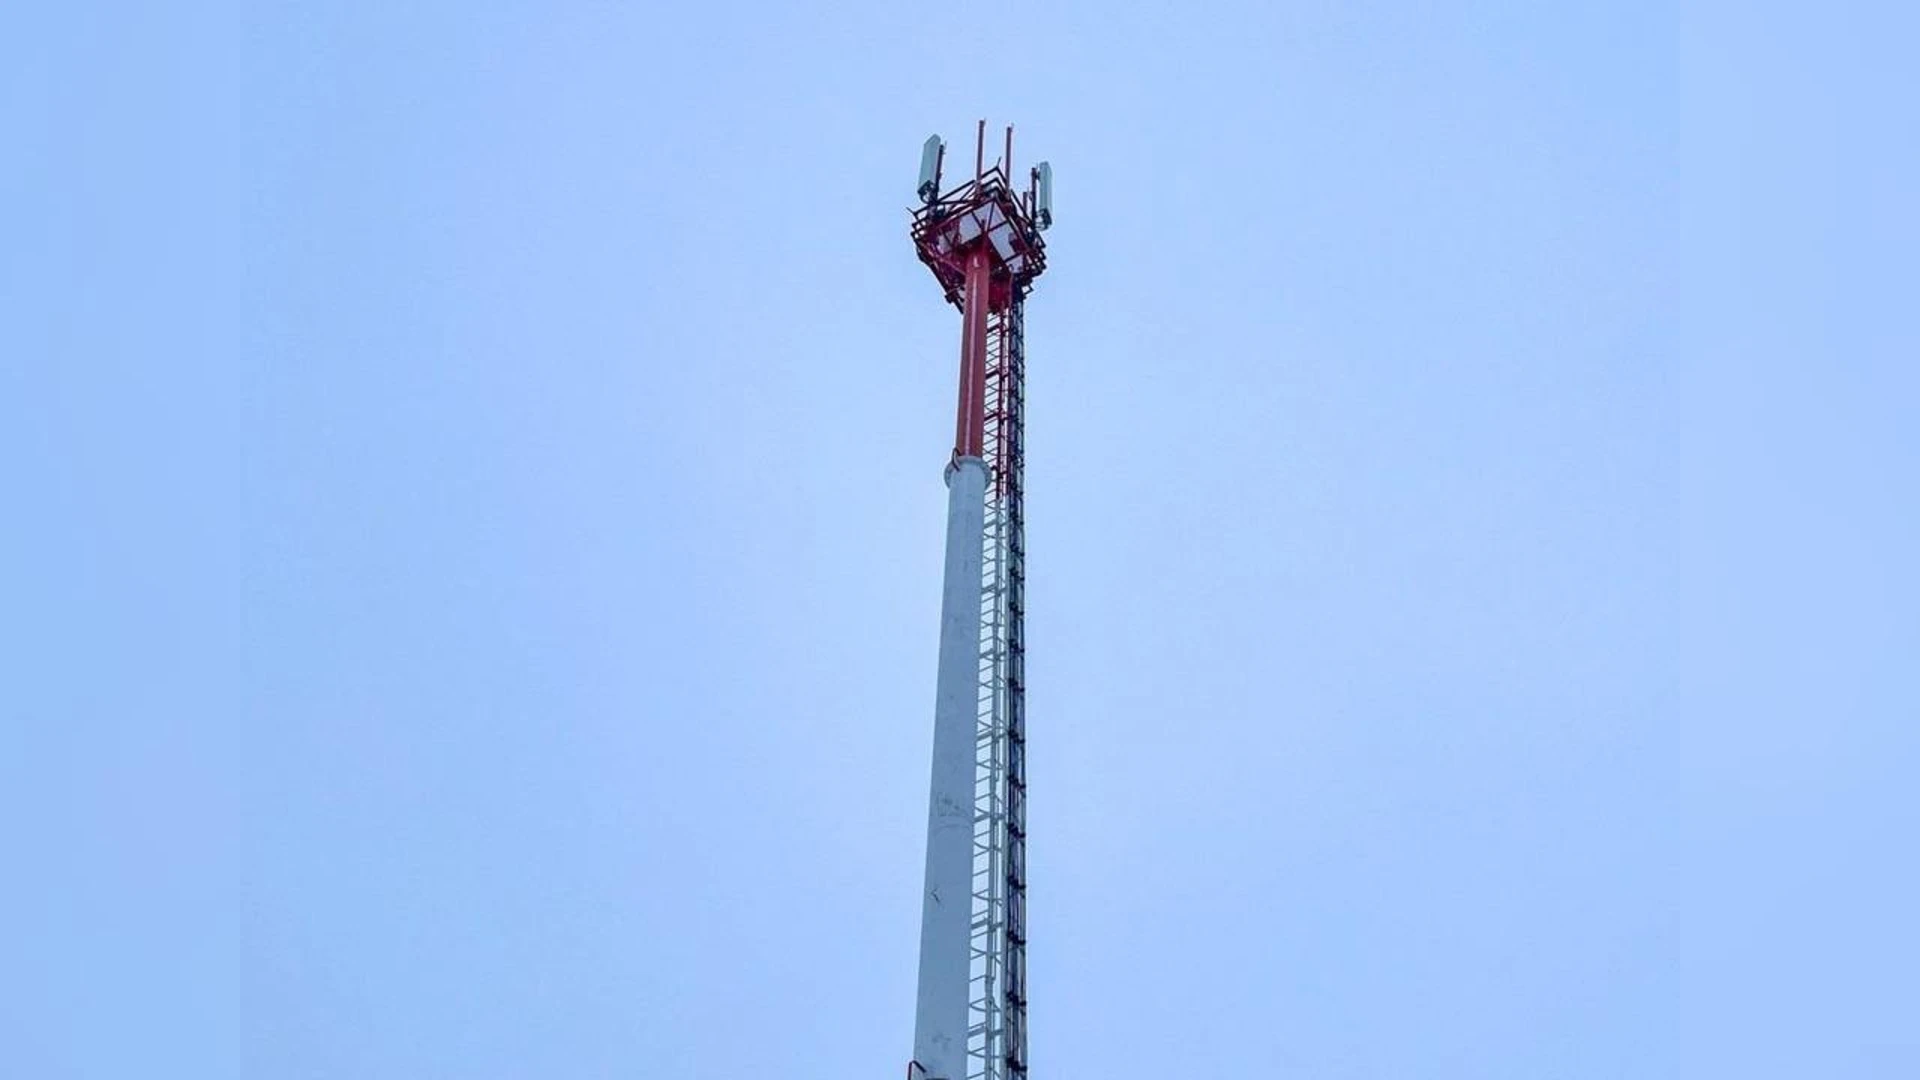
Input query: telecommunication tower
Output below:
<box><xmin>906</xmin><ymin>122</ymin><xmax>1052</xmax><ymax>1080</ymax></box>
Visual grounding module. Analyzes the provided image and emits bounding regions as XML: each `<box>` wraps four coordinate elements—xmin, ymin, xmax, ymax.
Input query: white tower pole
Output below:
<box><xmin>913</xmin><ymin>453</ymin><xmax>989</xmax><ymax>1080</ymax></box>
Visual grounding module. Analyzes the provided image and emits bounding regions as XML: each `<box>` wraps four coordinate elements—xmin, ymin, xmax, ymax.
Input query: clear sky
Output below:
<box><xmin>5</xmin><ymin>2</ymin><xmax>1917</xmax><ymax>1077</ymax></box>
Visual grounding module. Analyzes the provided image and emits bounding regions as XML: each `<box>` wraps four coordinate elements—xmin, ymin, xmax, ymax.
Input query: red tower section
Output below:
<box><xmin>911</xmin><ymin>124</ymin><xmax>1049</xmax><ymax>460</ymax></box>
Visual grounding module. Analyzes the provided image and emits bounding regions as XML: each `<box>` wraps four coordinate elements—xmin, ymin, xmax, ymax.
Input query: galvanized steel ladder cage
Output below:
<box><xmin>969</xmin><ymin>298</ymin><xmax>1028</xmax><ymax>1080</ymax></box>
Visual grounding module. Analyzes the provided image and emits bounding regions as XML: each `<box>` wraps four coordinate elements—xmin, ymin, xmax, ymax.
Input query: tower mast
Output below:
<box><xmin>907</xmin><ymin>123</ymin><xmax>1051</xmax><ymax>1080</ymax></box>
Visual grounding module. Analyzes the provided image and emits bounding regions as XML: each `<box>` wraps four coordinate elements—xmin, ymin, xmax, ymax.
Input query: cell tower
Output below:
<box><xmin>905</xmin><ymin>122</ymin><xmax>1052</xmax><ymax>1080</ymax></box>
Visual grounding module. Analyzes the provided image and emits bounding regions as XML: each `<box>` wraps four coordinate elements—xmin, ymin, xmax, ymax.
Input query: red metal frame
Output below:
<box><xmin>911</xmin><ymin>124</ymin><xmax>1049</xmax><ymax>461</ymax></box>
<box><xmin>910</xmin><ymin>168</ymin><xmax>1048</xmax><ymax>311</ymax></box>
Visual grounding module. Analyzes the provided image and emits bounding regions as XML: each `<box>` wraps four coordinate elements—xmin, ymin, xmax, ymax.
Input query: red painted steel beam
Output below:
<box><xmin>953</xmin><ymin>247</ymin><xmax>992</xmax><ymax>459</ymax></box>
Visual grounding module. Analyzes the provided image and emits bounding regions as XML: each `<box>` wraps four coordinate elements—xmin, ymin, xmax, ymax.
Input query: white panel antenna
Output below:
<box><xmin>1032</xmin><ymin>161</ymin><xmax>1053</xmax><ymax>231</ymax></box>
<box><xmin>918</xmin><ymin>135</ymin><xmax>944</xmax><ymax>203</ymax></box>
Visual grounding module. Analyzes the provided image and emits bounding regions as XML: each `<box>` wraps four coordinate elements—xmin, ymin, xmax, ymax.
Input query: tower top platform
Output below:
<box><xmin>910</xmin><ymin>125</ymin><xmax>1050</xmax><ymax>313</ymax></box>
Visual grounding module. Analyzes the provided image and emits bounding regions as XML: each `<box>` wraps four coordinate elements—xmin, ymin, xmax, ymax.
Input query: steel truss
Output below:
<box><xmin>967</xmin><ymin>297</ymin><xmax>1027</xmax><ymax>1080</ymax></box>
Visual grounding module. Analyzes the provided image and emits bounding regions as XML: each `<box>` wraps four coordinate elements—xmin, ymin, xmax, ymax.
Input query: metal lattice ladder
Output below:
<box><xmin>968</xmin><ymin>298</ymin><xmax>1028</xmax><ymax>1080</ymax></box>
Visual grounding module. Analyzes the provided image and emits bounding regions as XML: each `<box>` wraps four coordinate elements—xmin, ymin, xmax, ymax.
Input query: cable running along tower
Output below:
<box><xmin>906</xmin><ymin>123</ymin><xmax>1052</xmax><ymax>1080</ymax></box>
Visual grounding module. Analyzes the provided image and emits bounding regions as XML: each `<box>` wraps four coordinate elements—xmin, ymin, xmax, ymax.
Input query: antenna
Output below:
<box><xmin>918</xmin><ymin>135</ymin><xmax>944</xmax><ymax>203</ymax></box>
<box><xmin>1031</xmin><ymin>162</ymin><xmax>1053</xmax><ymax>231</ymax></box>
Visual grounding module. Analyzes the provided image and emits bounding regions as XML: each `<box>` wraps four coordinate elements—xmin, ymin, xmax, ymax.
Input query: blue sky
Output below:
<box><xmin>4</xmin><ymin>2</ymin><xmax>1916</xmax><ymax>1077</ymax></box>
